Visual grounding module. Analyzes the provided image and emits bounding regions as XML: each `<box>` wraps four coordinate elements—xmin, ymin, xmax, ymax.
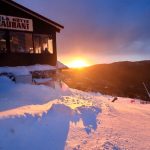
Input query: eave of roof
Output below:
<box><xmin>1</xmin><ymin>0</ymin><xmax>64</xmax><ymax>31</ymax></box>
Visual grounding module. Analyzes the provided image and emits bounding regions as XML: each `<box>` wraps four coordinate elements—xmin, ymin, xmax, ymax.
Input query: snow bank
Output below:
<box><xmin>0</xmin><ymin>77</ymin><xmax>71</xmax><ymax>111</ymax></box>
<box><xmin>0</xmin><ymin>66</ymin><xmax>30</xmax><ymax>75</ymax></box>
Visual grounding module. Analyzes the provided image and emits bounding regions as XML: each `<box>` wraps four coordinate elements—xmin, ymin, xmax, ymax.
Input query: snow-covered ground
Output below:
<box><xmin>0</xmin><ymin>77</ymin><xmax>150</xmax><ymax>150</ymax></box>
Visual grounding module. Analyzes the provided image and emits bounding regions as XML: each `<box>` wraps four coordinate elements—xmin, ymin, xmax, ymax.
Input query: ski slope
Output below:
<box><xmin>0</xmin><ymin>77</ymin><xmax>150</xmax><ymax>150</ymax></box>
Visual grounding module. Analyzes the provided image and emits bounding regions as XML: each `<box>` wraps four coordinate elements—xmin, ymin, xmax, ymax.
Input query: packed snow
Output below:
<box><xmin>0</xmin><ymin>77</ymin><xmax>150</xmax><ymax>150</ymax></box>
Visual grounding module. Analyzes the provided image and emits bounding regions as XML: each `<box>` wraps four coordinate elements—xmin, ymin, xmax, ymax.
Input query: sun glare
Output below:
<box><xmin>69</xmin><ymin>59</ymin><xmax>89</xmax><ymax>68</ymax></box>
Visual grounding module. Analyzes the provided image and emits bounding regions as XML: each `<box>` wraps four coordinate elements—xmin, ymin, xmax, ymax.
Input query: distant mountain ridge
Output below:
<box><xmin>62</xmin><ymin>60</ymin><xmax>150</xmax><ymax>101</ymax></box>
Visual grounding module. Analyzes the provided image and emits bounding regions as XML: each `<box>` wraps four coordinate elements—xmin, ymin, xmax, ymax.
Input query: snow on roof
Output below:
<box><xmin>57</xmin><ymin>61</ymin><xmax>68</xmax><ymax>69</ymax></box>
<box><xmin>28</xmin><ymin>64</ymin><xmax>56</xmax><ymax>72</ymax></box>
<box><xmin>0</xmin><ymin>61</ymin><xmax>67</xmax><ymax>76</ymax></box>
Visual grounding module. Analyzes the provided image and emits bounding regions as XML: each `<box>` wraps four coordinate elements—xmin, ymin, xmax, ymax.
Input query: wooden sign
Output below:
<box><xmin>0</xmin><ymin>15</ymin><xmax>33</xmax><ymax>32</ymax></box>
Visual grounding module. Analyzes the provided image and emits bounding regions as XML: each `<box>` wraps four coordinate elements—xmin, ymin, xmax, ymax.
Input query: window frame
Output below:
<box><xmin>0</xmin><ymin>29</ymin><xmax>55</xmax><ymax>54</ymax></box>
<box><xmin>9</xmin><ymin>30</ymin><xmax>33</xmax><ymax>53</ymax></box>
<box><xmin>33</xmin><ymin>33</ymin><xmax>54</xmax><ymax>54</ymax></box>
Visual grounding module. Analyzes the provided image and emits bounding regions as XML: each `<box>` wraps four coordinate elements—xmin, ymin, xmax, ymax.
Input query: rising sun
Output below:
<box><xmin>69</xmin><ymin>59</ymin><xmax>89</xmax><ymax>68</ymax></box>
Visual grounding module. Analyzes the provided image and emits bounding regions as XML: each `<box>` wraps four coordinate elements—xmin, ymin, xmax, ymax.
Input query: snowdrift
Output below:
<box><xmin>0</xmin><ymin>76</ymin><xmax>150</xmax><ymax>150</ymax></box>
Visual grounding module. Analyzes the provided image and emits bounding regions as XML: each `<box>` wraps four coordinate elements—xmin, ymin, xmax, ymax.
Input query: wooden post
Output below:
<box><xmin>52</xmin><ymin>32</ymin><xmax>57</xmax><ymax>66</ymax></box>
<box><xmin>32</xmin><ymin>33</ymin><xmax>35</xmax><ymax>53</ymax></box>
<box><xmin>6</xmin><ymin>30</ymin><xmax>10</xmax><ymax>53</ymax></box>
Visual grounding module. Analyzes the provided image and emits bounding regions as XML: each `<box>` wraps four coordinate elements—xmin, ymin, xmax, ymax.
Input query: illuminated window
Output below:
<box><xmin>33</xmin><ymin>34</ymin><xmax>53</xmax><ymax>54</ymax></box>
<box><xmin>10</xmin><ymin>31</ymin><xmax>33</xmax><ymax>53</ymax></box>
<box><xmin>0</xmin><ymin>31</ymin><xmax>7</xmax><ymax>53</ymax></box>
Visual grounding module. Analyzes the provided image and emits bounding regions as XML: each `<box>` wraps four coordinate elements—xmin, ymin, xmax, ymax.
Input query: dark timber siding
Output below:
<box><xmin>0</xmin><ymin>53</ymin><xmax>56</xmax><ymax>66</ymax></box>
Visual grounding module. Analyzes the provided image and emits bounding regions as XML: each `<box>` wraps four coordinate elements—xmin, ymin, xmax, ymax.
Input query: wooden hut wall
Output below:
<box><xmin>0</xmin><ymin>0</ymin><xmax>59</xmax><ymax>66</ymax></box>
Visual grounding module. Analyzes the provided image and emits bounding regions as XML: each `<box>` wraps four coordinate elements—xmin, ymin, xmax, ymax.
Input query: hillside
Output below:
<box><xmin>0</xmin><ymin>77</ymin><xmax>150</xmax><ymax>150</ymax></box>
<box><xmin>61</xmin><ymin>60</ymin><xmax>150</xmax><ymax>101</ymax></box>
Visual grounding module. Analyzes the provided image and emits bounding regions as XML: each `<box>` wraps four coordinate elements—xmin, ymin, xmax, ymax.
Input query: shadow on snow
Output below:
<box><xmin>0</xmin><ymin>104</ymin><xmax>101</xmax><ymax>150</ymax></box>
